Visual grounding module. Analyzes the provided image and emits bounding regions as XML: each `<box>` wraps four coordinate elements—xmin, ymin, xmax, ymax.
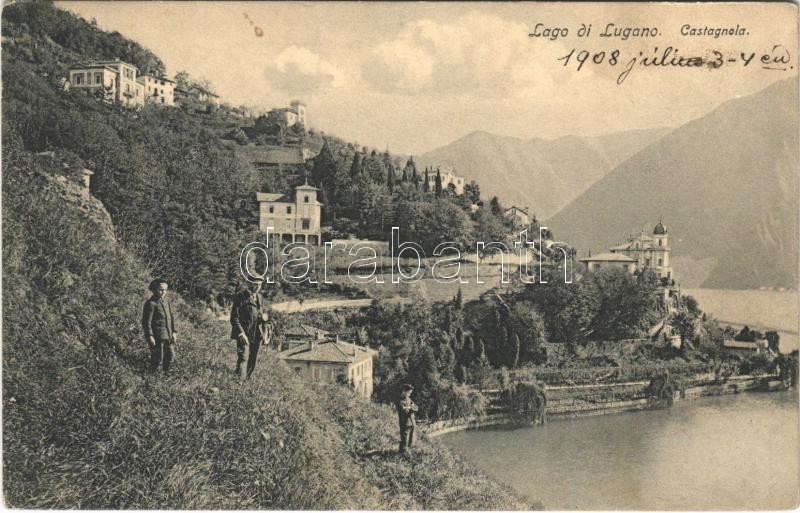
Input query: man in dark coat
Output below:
<box><xmin>230</xmin><ymin>278</ymin><xmax>272</xmax><ymax>381</ymax></box>
<box><xmin>141</xmin><ymin>278</ymin><xmax>177</xmax><ymax>374</ymax></box>
<box><xmin>395</xmin><ymin>384</ymin><xmax>418</xmax><ymax>454</ymax></box>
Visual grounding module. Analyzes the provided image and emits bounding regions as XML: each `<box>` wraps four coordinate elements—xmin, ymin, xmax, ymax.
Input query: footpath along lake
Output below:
<box><xmin>442</xmin><ymin>391</ymin><xmax>799</xmax><ymax>510</ymax></box>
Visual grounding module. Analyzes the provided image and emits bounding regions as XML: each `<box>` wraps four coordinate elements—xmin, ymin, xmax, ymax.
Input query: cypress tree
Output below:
<box><xmin>423</xmin><ymin>168</ymin><xmax>430</xmax><ymax>193</ymax></box>
<box><xmin>349</xmin><ymin>151</ymin><xmax>362</xmax><ymax>178</ymax></box>
<box><xmin>435</xmin><ymin>168</ymin><xmax>443</xmax><ymax>198</ymax></box>
<box><xmin>387</xmin><ymin>162</ymin><xmax>395</xmax><ymax>194</ymax></box>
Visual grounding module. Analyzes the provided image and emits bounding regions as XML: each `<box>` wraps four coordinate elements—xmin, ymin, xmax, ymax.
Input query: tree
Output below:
<box><xmin>349</xmin><ymin>151</ymin><xmax>362</xmax><ymax>179</ymax></box>
<box><xmin>435</xmin><ymin>168</ymin><xmax>443</xmax><ymax>198</ymax></box>
<box><xmin>464</xmin><ymin>181</ymin><xmax>481</xmax><ymax>205</ymax></box>
<box><xmin>454</xmin><ymin>288</ymin><xmax>463</xmax><ymax>310</ymax></box>
<box><xmin>174</xmin><ymin>70</ymin><xmax>191</xmax><ymax>90</ymax></box>
<box><xmin>489</xmin><ymin>196</ymin><xmax>503</xmax><ymax>217</ymax></box>
<box><xmin>387</xmin><ymin>162</ymin><xmax>395</xmax><ymax>194</ymax></box>
<box><xmin>423</xmin><ymin>169</ymin><xmax>430</xmax><ymax>193</ymax></box>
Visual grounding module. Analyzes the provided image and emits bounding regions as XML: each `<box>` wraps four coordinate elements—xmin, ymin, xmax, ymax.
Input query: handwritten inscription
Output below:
<box><xmin>556</xmin><ymin>45</ymin><xmax>793</xmax><ymax>85</ymax></box>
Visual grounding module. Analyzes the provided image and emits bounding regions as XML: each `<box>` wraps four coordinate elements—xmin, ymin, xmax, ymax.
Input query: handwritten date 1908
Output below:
<box><xmin>557</xmin><ymin>45</ymin><xmax>793</xmax><ymax>85</ymax></box>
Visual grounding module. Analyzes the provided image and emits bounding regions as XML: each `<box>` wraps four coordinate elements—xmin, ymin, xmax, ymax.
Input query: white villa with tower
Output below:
<box><xmin>581</xmin><ymin>220</ymin><xmax>673</xmax><ymax>279</ymax></box>
<box><xmin>256</xmin><ymin>182</ymin><xmax>323</xmax><ymax>246</ymax></box>
<box><xmin>266</xmin><ymin>100</ymin><xmax>307</xmax><ymax>127</ymax></box>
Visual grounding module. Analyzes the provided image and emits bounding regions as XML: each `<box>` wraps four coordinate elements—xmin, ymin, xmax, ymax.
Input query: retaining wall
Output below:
<box><xmin>424</xmin><ymin>374</ymin><xmax>777</xmax><ymax>438</ymax></box>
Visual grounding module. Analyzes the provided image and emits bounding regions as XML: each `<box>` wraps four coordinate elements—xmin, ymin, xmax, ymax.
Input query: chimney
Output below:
<box><xmin>309</xmin><ymin>338</ymin><xmax>316</xmax><ymax>351</ymax></box>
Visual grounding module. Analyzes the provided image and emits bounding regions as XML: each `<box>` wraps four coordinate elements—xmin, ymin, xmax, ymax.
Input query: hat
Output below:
<box><xmin>148</xmin><ymin>278</ymin><xmax>169</xmax><ymax>292</ymax></box>
<box><xmin>401</xmin><ymin>383</ymin><xmax>414</xmax><ymax>392</ymax></box>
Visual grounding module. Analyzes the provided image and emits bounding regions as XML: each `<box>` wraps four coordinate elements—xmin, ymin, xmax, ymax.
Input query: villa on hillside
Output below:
<box><xmin>581</xmin><ymin>221</ymin><xmax>673</xmax><ymax>279</ymax></box>
<box><xmin>266</xmin><ymin>100</ymin><xmax>307</xmax><ymax>127</ymax></box>
<box><xmin>175</xmin><ymin>84</ymin><xmax>220</xmax><ymax>108</ymax></box>
<box><xmin>68</xmin><ymin>59</ymin><xmax>178</xmax><ymax>108</ymax></box>
<box><xmin>236</xmin><ymin>144</ymin><xmax>318</xmax><ymax>174</ymax></box>
<box><xmin>256</xmin><ymin>183</ymin><xmax>323</xmax><ymax>245</ymax></box>
<box><xmin>504</xmin><ymin>205</ymin><xmax>530</xmax><ymax>226</ymax></box>
<box><xmin>426</xmin><ymin>165</ymin><xmax>465</xmax><ymax>194</ymax></box>
<box><xmin>277</xmin><ymin>326</ymin><xmax>376</xmax><ymax>398</ymax></box>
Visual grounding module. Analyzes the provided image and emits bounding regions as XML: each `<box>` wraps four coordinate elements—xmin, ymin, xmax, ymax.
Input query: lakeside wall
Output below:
<box><xmin>424</xmin><ymin>374</ymin><xmax>779</xmax><ymax>438</ymax></box>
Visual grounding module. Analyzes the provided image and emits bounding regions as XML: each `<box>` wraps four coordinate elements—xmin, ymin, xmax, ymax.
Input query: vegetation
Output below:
<box><xmin>1</xmin><ymin>3</ymin><xmax>534</xmax><ymax>508</ymax></box>
<box><xmin>2</xmin><ymin>126</ymin><xmax>529</xmax><ymax>509</ymax></box>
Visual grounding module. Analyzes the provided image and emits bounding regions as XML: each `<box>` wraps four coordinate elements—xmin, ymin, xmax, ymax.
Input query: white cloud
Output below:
<box><xmin>268</xmin><ymin>46</ymin><xmax>346</xmax><ymax>95</ymax></box>
<box><xmin>362</xmin><ymin>11</ymin><xmax>561</xmax><ymax>98</ymax></box>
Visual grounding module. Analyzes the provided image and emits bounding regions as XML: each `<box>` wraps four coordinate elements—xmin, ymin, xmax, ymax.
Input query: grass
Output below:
<box><xmin>1</xmin><ymin>152</ymin><xmax>532</xmax><ymax>509</ymax></box>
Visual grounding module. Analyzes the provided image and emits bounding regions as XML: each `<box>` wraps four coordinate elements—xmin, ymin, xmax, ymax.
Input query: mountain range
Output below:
<box><xmin>417</xmin><ymin>127</ymin><xmax>669</xmax><ymax>219</ymax></box>
<box><xmin>548</xmin><ymin>78</ymin><xmax>798</xmax><ymax>289</ymax></box>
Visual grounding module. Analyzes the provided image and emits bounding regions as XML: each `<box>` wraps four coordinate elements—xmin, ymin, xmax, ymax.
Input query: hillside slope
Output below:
<box><xmin>418</xmin><ymin>127</ymin><xmax>669</xmax><ymax>218</ymax></box>
<box><xmin>548</xmin><ymin>78</ymin><xmax>798</xmax><ymax>289</ymax></box>
<box><xmin>1</xmin><ymin>142</ymin><xmax>530</xmax><ymax>509</ymax></box>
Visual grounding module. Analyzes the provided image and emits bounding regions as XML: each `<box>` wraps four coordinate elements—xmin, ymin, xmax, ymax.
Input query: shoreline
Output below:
<box><xmin>424</xmin><ymin>374</ymin><xmax>782</xmax><ymax>438</ymax></box>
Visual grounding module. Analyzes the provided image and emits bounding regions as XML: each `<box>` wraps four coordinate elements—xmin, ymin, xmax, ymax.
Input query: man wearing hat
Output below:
<box><xmin>395</xmin><ymin>384</ymin><xmax>419</xmax><ymax>454</ymax></box>
<box><xmin>230</xmin><ymin>278</ymin><xmax>272</xmax><ymax>381</ymax></box>
<box><xmin>141</xmin><ymin>278</ymin><xmax>177</xmax><ymax>374</ymax></box>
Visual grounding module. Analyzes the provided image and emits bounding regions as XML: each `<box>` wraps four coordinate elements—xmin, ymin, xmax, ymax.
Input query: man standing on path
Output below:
<box><xmin>230</xmin><ymin>278</ymin><xmax>272</xmax><ymax>381</ymax></box>
<box><xmin>395</xmin><ymin>384</ymin><xmax>418</xmax><ymax>454</ymax></box>
<box><xmin>141</xmin><ymin>278</ymin><xmax>177</xmax><ymax>375</ymax></box>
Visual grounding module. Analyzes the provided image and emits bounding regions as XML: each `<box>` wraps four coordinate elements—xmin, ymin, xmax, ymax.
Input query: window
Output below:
<box><xmin>286</xmin><ymin>206</ymin><xmax>292</xmax><ymax>214</ymax></box>
<box><xmin>313</xmin><ymin>368</ymin><xmax>321</xmax><ymax>380</ymax></box>
<box><xmin>302</xmin><ymin>219</ymin><xmax>310</xmax><ymax>230</ymax></box>
<box><xmin>268</xmin><ymin>206</ymin><xmax>274</xmax><ymax>214</ymax></box>
<box><xmin>658</xmin><ymin>258</ymin><xmax>663</xmax><ymax>266</ymax></box>
<box><xmin>304</xmin><ymin>195</ymin><xmax>309</xmax><ymax>203</ymax></box>
<box><xmin>658</xmin><ymin>239</ymin><xmax>662</xmax><ymax>246</ymax></box>
<box><xmin>293</xmin><ymin>367</ymin><xmax>301</xmax><ymax>375</ymax></box>
<box><xmin>74</xmin><ymin>73</ymin><xmax>84</xmax><ymax>85</ymax></box>
<box><xmin>94</xmin><ymin>72</ymin><xmax>102</xmax><ymax>84</ymax></box>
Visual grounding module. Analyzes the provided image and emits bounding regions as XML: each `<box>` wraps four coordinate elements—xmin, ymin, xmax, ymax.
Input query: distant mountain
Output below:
<box><xmin>548</xmin><ymin>78</ymin><xmax>798</xmax><ymax>290</ymax></box>
<box><xmin>417</xmin><ymin>127</ymin><xmax>669</xmax><ymax>218</ymax></box>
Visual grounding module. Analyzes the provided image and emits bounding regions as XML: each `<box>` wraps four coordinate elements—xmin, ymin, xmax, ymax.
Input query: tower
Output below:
<box><xmin>652</xmin><ymin>219</ymin><xmax>671</xmax><ymax>278</ymax></box>
<box><xmin>290</xmin><ymin>99</ymin><xmax>307</xmax><ymax>126</ymax></box>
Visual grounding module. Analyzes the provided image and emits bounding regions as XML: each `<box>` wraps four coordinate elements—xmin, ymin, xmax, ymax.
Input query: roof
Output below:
<box><xmin>653</xmin><ymin>221</ymin><xmax>667</xmax><ymax>235</ymax></box>
<box><xmin>94</xmin><ymin>59</ymin><xmax>138</xmax><ymax>70</ymax></box>
<box><xmin>70</xmin><ymin>63</ymin><xmax>119</xmax><ymax>73</ymax></box>
<box><xmin>505</xmin><ymin>206</ymin><xmax>529</xmax><ymax>215</ymax></box>
<box><xmin>285</xmin><ymin>324</ymin><xmax>330</xmax><ymax>338</ymax></box>
<box><xmin>609</xmin><ymin>242</ymin><xmax>633</xmax><ymax>251</ymax></box>
<box><xmin>296</xmin><ymin>184</ymin><xmax>319</xmax><ymax>191</ymax></box>
<box><xmin>256</xmin><ymin>192</ymin><xmax>289</xmax><ymax>203</ymax></box>
<box><xmin>138</xmin><ymin>74</ymin><xmax>175</xmax><ymax>83</ymax></box>
<box><xmin>270</xmin><ymin>107</ymin><xmax>299</xmax><ymax>115</ymax></box>
<box><xmin>277</xmin><ymin>339</ymin><xmax>376</xmax><ymax>364</ymax></box>
<box><xmin>236</xmin><ymin>145</ymin><xmax>309</xmax><ymax>165</ymax></box>
<box><xmin>580</xmin><ymin>252</ymin><xmax>636</xmax><ymax>263</ymax></box>
<box><xmin>723</xmin><ymin>339</ymin><xmax>766</xmax><ymax>349</ymax></box>
<box><xmin>188</xmin><ymin>85</ymin><xmax>219</xmax><ymax>97</ymax></box>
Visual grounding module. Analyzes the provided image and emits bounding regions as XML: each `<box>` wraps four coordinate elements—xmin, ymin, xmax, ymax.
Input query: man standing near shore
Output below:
<box><xmin>396</xmin><ymin>384</ymin><xmax>418</xmax><ymax>454</ymax></box>
<box><xmin>230</xmin><ymin>278</ymin><xmax>272</xmax><ymax>381</ymax></box>
<box><xmin>141</xmin><ymin>278</ymin><xmax>177</xmax><ymax>375</ymax></box>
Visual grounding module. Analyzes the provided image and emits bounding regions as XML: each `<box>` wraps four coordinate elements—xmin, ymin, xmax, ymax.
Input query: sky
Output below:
<box><xmin>58</xmin><ymin>2</ymin><xmax>797</xmax><ymax>155</ymax></box>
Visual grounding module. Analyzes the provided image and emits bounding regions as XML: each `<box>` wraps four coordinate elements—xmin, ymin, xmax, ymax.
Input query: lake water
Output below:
<box><xmin>442</xmin><ymin>392</ymin><xmax>799</xmax><ymax>510</ymax></box>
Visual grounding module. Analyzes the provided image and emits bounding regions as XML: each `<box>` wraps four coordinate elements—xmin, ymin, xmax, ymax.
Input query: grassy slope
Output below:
<box><xmin>2</xmin><ymin>150</ymin><xmax>530</xmax><ymax>509</ymax></box>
